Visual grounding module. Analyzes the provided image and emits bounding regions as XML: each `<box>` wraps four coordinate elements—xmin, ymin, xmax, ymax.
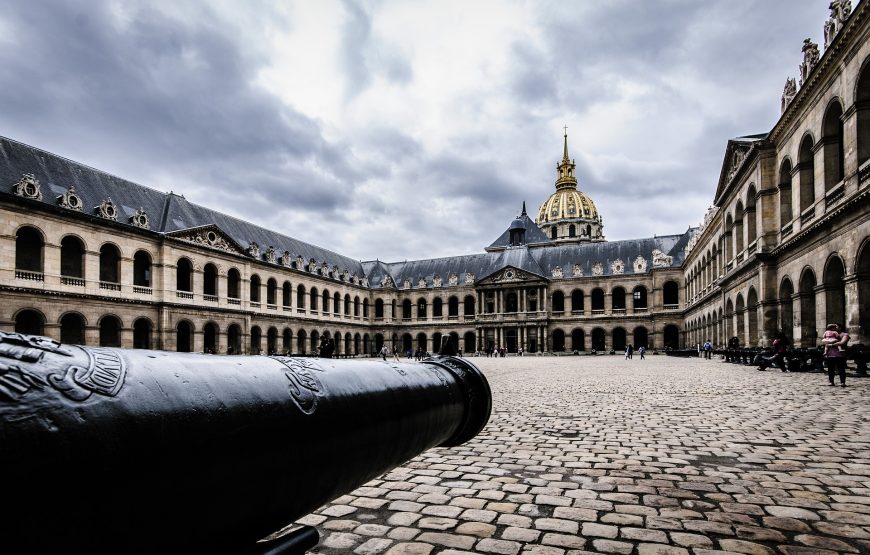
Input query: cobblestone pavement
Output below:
<box><xmin>295</xmin><ymin>355</ymin><xmax>870</xmax><ymax>555</ymax></box>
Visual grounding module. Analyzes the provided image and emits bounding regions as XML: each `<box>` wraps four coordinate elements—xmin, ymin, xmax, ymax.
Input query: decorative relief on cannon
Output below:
<box><xmin>130</xmin><ymin>207</ymin><xmax>150</xmax><ymax>229</ymax></box>
<box><xmin>95</xmin><ymin>198</ymin><xmax>118</xmax><ymax>220</ymax></box>
<box><xmin>634</xmin><ymin>256</ymin><xmax>647</xmax><ymax>273</ymax></box>
<box><xmin>57</xmin><ymin>186</ymin><xmax>82</xmax><ymax>211</ymax></box>
<box><xmin>12</xmin><ymin>173</ymin><xmax>42</xmax><ymax>201</ymax></box>
<box><xmin>271</xmin><ymin>357</ymin><xmax>325</xmax><ymax>415</ymax></box>
<box><xmin>0</xmin><ymin>332</ymin><xmax>125</xmax><ymax>404</ymax></box>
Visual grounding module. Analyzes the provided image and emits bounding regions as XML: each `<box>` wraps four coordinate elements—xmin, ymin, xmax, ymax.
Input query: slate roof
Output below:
<box><xmin>0</xmin><ymin>136</ymin><xmax>365</xmax><ymax>276</ymax></box>
<box><xmin>487</xmin><ymin>212</ymin><xmax>549</xmax><ymax>250</ymax></box>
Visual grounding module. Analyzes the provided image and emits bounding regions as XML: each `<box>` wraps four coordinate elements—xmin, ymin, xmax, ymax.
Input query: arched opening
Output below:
<box><xmin>433</xmin><ymin>297</ymin><xmax>443</xmax><ymax>318</ymax></box>
<box><xmin>227</xmin><ymin>324</ymin><xmax>241</xmax><ymax>355</ymax></box>
<box><xmin>15</xmin><ymin>226</ymin><xmax>44</xmax><ymax>275</ymax></box>
<box><xmin>725</xmin><ymin>299</ymin><xmax>735</xmax><ymax>341</ymax></box>
<box><xmin>311</xmin><ymin>331</ymin><xmax>320</xmax><ymax>353</ymax></box>
<box><xmin>203</xmin><ymin>264</ymin><xmax>218</xmax><ymax>297</ymax></box>
<box><xmin>309</xmin><ymin>287</ymin><xmax>318</xmax><ymax>311</ymax></box>
<box><xmin>99</xmin><ymin>315</ymin><xmax>122</xmax><ymax>347</ymax></box>
<box><xmin>448</xmin><ymin>296</ymin><xmax>459</xmax><ymax>317</ymax></box>
<box><xmin>779</xmin><ymin>277</ymin><xmax>794</xmax><ymax>344</ymax></box>
<box><xmin>611</xmin><ymin>287</ymin><xmax>626</xmax><ymax>311</ymax></box>
<box><xmin>363</xmin><ymin>299</ymin><xmax>369</xmax><ymax>318</ymax></box>
<box><xmin>662</xmin><ymin>281</ymin><xmax>679</xmax><ymax>307</ymax></box>
<box><xmin>571</xmin><ymin>328</ymin><xmax>585</xmax><ymax>351</ymax></box>
<box><xmin>591</xmin><ymin>288</ymin><xmax>605</xmax><ymax>312</ymax></box>
<box><xmin>177</xmin><ymin>321</ymin><xmax>193</xmax><ymax>353</ymax></box>
<box><xmin>464</xmin><ymin>295</ymin><xmax>475</xmax><ymax>316</ymax></box>
<box><xmin>552</xmin><ymin>291</ymin><xmax>565</xmax><ymax>312</ymax></box>
<box><xmin>550</xmin><ymin>227</ymin><xmax>557</xmax><ymax>240</ymax></box>
<box><xmin>571</xmin><ymin>289</ymin><xmax>584</xmax><ymax>313</ymax></box>
<box><xmin>402</xmin><ymin>299</ymin><xmax>412</xmax><ymax>319</ymax></box>
<box><xmin>354</xmin><ymin>297</ymin><xmax>360</xmax><ymax>317</ymax></box>
<box><xmin>344</xmin><ymin>294</ymin><xmax>351</xmax><ymax>316</ymax></box>
<box><xmin>267</xmin><ymin>326</ymin><xmax>278</xmax><ymax>355</ymax></box>
<box><xmin>735</xmin><ymin>294</ymin><xmax>746</xmax><ymax>345</ymax></box>
<box><xmin>568</xmin><ymin>224</ymin><xmax>576</xmax><ymax>237</ymax></box>
<box><xmin>133</xmin><ymin>318</ymin><xmax>152</xmax><ymax>349</ymax></box>
<box><xmin>204</xmin><ymin>322</ymin><xmax>218</xmax><ymax>353</ymax></box>
<box><xmin>250</xmin><ymin>274</ymin><xmax>261</xmax><ymax>303</ymax></box>
<box><xmin>612</xmin><ymin>327</ymin><xmax>627</xmax><ymax>351</ymax></box>
<box><xmin>417</xmin><ymin>298</ymin><xmax>428</xmax><ymax>319</ymax></box>
<box><xmin>552</xmin><ymin>329</ymin><xmax>565</xmax><ymax>352</ymax></box>
<box><xmin>250</xmin><ymin>326</ymin><xmax>262</xmax><ymax>355</ymax></box>
<box><xmin>60</xmin><ymin>312</ymin><xmax>86</xmax><ymax>345</ymax></box>
<box><xmin>375</xmin><ymin>298</ymin><xmax>385</xmax><ymax>318</ymax></box>
<box><xmin>824</xmin><ymin>256</ymin><xmax>846</xmax><ymax>329</ymax></box>
<box><xmin>663</xmin><ymin>324</ymin><xmax>680</xmax><ymax>349</ymax></box>
<box><xmin>267</xmin><ymin>278</ymin><xmax>278</xmax><ymax>305</ymax></box>
<box><xmin>401</xmin><ymin>333</ymin><xmax>412</xmax><ymax>353</ymax></box>
<box><xmin>297</xmin><ymin>329</ymin><xmax>307</xmax><ymax>354</ymax></box>
<box><xmin>725</xmin><ymin>214</ymin><xmax>734</xmax><ymax>261</ymax></box>
<box><xmin>591</xmin><ymin>328</ymin><xmax>606</xmax><ymax>351</ymax></box>
<box><xmin>857</xmin><ymin>61</ymin><xmax>870</xmax><ymax>166</ymax></box>
<box><xmin>176</xmin><ymin>257</ymin><xmax>193</xmax><ymax>292</ymax></box>
<box><xmin>416</xmin><ymin>332</ymin><xmax>427</xmax><ymax>352</ymax></box>
<box><xmin>227</xmin><ymin>268</ymin><xmax>241</xmax><ymax>299</ymax></box>
<box><xmin>734</xmin><ymin>201</ymin><xmax>744</xmax><ymax>254</ymax></box>
<box><xmin>505</xmin><ymin>292</ymin><xmax>518</xmax><ymax>313</ymax></box>
<box><xmin>297</xmin><ymin>284</ymin><xmax>306</xmax><ymax>309</ymax></box>
<box><xmin>799</xmin><ymin>268</ymin><xmax>817</xmax><ymax>346</ymax></box>
<box><xmin>464</xmin><ymin>331</ymin><xmax>476</xmax><ymax>353</ymax></box>
<box><xmin>798</xmin><ymin>135</ymin><xmax>815</xmax><ymax>214</ymax></box>
<box><xmin>133</xmin><ymin>250</ymin><xmax>151</xmax><ymax>287</ymax></box>
<box><xmin>321</xmin><ymin>289</ymin><xmax>330</xmax><ymax>313</ymax></box>
<box><xmin>283</xmin><ymin>328</ymin><xmax>292</xmax><ymax>352</ymax></box>
<box><xmin>823</xmin><ymin>100</ymin><xmax>845</xmax><ymax>190</ymax></box>
<box><xmin>745</xmin><ymin>186</ymin><xmax>757</xmax><ymax>245</ymax></box>
<box><xmin>100</xmin><ymin>244</ymin><xmax>121</xmax><ymax>284</ymax></box>
<box><xmin>633</xmin><ymin>326</ymin><xmax>648</xmax><ymax>349</ymax></box>
<box><xmin>375</xmin><ymin>333</ymin><xmax>384</xmax><ymax>352</ymax></box>
<box><xmin>60</xmin><ymin>236</ymin><xmax>85</xmax><ymax>281</ymax></box>
<box><xmin>747</xmin><ymin>288</ymin><xmax>759</xmax><ymax>347</ymax></box>
<box><xmin>334</xmin><ymin>292</ymin><xmax>341</xmax><ymax>315</ymax></box>
<box><xmin>779</xmin><ymin>159</ymin><xmax>793</xmax><ymax>227</ymax></box>
<box><xmin>283</xmin><ymin>281</ymin><xmax>292</xmax><ymax>308</ymax></box>
<box><xmin>432</xmin><ymin>332</ymin><xmax>443</xmax><ymax>353</ymax></box>
<box><xmin>15</xmin><ymin>309</ymin><xmax>44</xmax><ymax>336</ymax></box>
<box><xmin>859</xmin><ymin>240</ymin><xmax>870</xmax><ymax>338</ymax></box>
<box><xmin>351</xmin><ymin>333</ymin><xmax>358</xmax><ymax>355</ymax></box>
<box><xmin>632</xmin><ymin>286</ymin><xmax>647</xmax><ymax>310</ymax></box>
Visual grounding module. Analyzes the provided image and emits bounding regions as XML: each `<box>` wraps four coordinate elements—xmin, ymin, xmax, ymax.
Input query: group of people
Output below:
<box><xmin>754</xmin><ymin>324</ymin><xmax>851</xmax><ymax>386</ymax></box>
<box><xmin>623</xmin><ymin>344</ymin><xmax>646</xmax><ymax>360</ymax></box>
<box><xmin>485</xmin><ymin>346</ymin><xmax>507</xmax><ymax>357</ymax></box>
<box><xmin>316</xmin><ymin>336</ymin><xmax>336</xmax><ymax>358</ymax></box>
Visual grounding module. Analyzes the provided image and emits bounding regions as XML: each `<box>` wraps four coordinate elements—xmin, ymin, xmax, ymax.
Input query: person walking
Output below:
<box><xmin>638</xmin><ymin>346</ymin><xmax>646</xmax><ymax>360</ymax></box>
<box><xmin>379</xmin><ymin>345</ymin><xmax>388</xmax><ymax>361</ymax></box>
<box><xmin>823</xmin><ymin>323</ymin><xmax>850</xmax><ymax>387</ymax></box>
<box><xmin>703</xmin><ymin>339</ymin><xmax>713</xmax><ymax>359</ymax></box>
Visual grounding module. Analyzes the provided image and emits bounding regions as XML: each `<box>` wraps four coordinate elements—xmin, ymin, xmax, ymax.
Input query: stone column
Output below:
<box><xmin>844</xmin><ymin>274</ymin><xmax>863</xmax><ymax>342</ymax></box>
<box><xmin>791</xmin><ymin>292</ymin><xmax>803</xmax><ymax>347</ymax></box>
<box><xmin>814</xmin><ymin>284</ymin><xmax>827</xmax><ymax>348</ymax></box>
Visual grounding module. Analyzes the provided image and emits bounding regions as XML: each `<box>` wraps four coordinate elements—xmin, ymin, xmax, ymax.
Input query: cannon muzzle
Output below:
<box><xmin>0</xmin><ymin>332</ymin><xmax>491</xmax><ymax>553</ymax></box>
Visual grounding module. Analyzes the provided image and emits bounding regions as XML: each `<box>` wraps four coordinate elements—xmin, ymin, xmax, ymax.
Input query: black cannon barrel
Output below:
<box><xmin>0</xmin><ymin>332</ymin><xmax>491</xmax><ymax>554</ymax></box>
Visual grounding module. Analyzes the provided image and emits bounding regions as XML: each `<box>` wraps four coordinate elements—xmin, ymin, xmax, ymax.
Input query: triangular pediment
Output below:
<box><xmin>166</xmin><ymin>224</ymin><xmax>248</xmax><ymax>256</ymax></box>
<box><xmin>477</xmin><ymin>265</ymin><xmax>547</xmax><ymax>285</ymax></box>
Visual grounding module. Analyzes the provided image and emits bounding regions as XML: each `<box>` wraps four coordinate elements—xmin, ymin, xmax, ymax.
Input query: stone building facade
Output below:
<box><xmin>1</xmin><ymin>2</ymin><xmax>868</xmax><ymax>355</ymax></box>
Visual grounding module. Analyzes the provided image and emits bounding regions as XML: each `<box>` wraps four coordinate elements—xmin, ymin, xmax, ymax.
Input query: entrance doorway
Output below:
<box><xmin>505</xmin><ymin>328</ymin><xmax>518</xmax><ymax>353</ymax></box>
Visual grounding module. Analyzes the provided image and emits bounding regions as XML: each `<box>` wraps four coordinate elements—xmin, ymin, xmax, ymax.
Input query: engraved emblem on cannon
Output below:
<box><xmin>273</xmin><ymin>357</ymin><xmax>325</xmax><ymax>415</ymax></box>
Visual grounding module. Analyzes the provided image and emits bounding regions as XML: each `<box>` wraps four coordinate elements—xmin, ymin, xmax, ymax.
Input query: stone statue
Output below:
<box><xmin>825</xmin><ymin>0</ymin><xmax>852</xmax><ymax>48</ymax></box>
<box><xmin>781</xmin><ymin>77</ymin><xmax>797</xmax><ymax>114</ymax></box>
<box><xmin>799</xmin><ymin>38</ymin><xmax>820</xmax><ymax>87</ymax></box>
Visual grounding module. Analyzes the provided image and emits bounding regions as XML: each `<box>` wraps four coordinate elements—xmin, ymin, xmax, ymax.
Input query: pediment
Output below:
<box><xmin>477</xmin><ymin>265</ymin><xmax>546</xmax><ymax>285</ymax></box>
<box><xmin>166</xmin><ymin>225</ymin><xmax>248</xmax><ymax>256</ymax></box>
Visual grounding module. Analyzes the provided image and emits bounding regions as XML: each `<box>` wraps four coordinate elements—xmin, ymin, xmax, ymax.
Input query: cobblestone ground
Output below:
<box><xmin>295</xmin><ymin>355</ymin><xmax>870</xmax><ymax>555</ymax></box>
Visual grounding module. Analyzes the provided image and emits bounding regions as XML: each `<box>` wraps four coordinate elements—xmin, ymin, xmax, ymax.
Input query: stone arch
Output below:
<box><xmin>823</xmin><ymin>254</ymin><xmax>847</xmax><ymax>329</ymax></box>
<box><xmin>571</xmin><ymin>289</ymin><xmax>584</xmax><ymax>312</ymax></box>
<box><xmin>464</xmin><ymin>295</ymin><xmax>475</xmax><ymax>316</ymax></box>
<box><xmin>59</xmin><ymin>311</ymin><xmax>87</xmax><ymax>345</ymax></box>
<box><xmin>283</xmin><ymin>281</ymin><xmax>292</xmax><ymax>308</ymax></box>
<box><xmin>433</xmin><ymin>297</ymin><xmax>443</xmax><ymax>317</ymax></box>
<box><xmin>203</xmin><ymin>263</ymin><xmax>218</xmax><ymax>297</ymax></box>
<box><xmin>296</xmin><ymin>329</ymin><xmax>307</xmax><ymax>354</ymax></box>
<box><xmin>227</xmin><ymin>323</ymin><xmax>242</xmax><ymax>354</ymax></box>
<box><xmin>344</xmin><ymin>294</ymin><xmax>352</xmax><ymax>316</ymax></box>
<box><xmin>779</xmin><ymin>276</ymin><xmax>794</xmax><ymax>344</ymax></box>
<box><xmin>100</xmin><ymin>243</ymin><xmax>122</xmax><ymax>285</ymax></box>
<box><xmin>663</xmin><ymin>324</ymin><xmax>679</xmax><ymax>349</ymax></box>
<box><xmin>798</xmin><ymin>134</ymin><xmax>815</xmax><ymax>214</ymax></box>
<box><xmin>611</xmin><ymin>287</ymin><xmax>626</xmax><ymax>311</ymax></box>
<box><xmin>858</xmin><ymin>238</ymin><xmax>870</xmax><ymax>339</ymax></box>
<box><xmin>552</xmin><ymin>329</ymin><xmax>566</xmax><ymax>352</ymax></box>
<box><xmin>177</xmin><ymin>320</ymin><xmax>194</xmax><ymax>353</ymax></box>
<box><xmin>725</xmin><ymin>213</ymin><xmax>734</xmax><ymax>260</ymax></box>
<box><xmin>779</xmin><ymin>158</ymin><xmax>793</xmax><ymax>227</ymax></box>
<box><xmin>571</xmin><ymin>328</ymin><xmax>585</xmax><ymax>351</ymax></box>
<box><xmin>402</xmin><ymin>299</ymin><xmax>412</xmax><ymax>319</ymax></box>
<box><xmin>60</xmin><ymin>235</ymin><xmax>86</xmax><ymax>281</ymax></box>
<box><xmin>283</xmin><ymin>328</ymin><xmax>292</xmax><ymax>352</ymax></box>
<box><xmin>297</xmin><ymin>284</ymin><xmax>306</xmax><ymax>308</ymax></box>
<box><xmin>250</xmin><ymin>274</ymin><xmax>262</xmax><ymax>303</ymax></box>
<box><xmin>552</xmin><ymin>290</ymin><xmax>565</xmax><ymax>312</ymax></box>
<box><xmin>133</xmin><ymin>250</ymin><xmax>152</xmax><ymax>288</ymax></box>
<box><xmin>464</xmin><ymin>331</ymin><xmax>476</xmax><ymax>353</ymax></box>
<box><xmin>591</xmin><ymin>327</ymin><xmax>606</xmax><ymax>351</ymax></box>
<box><xmin>203</xmin><ymin>321</ymin><xmax>219</xmax><ymax>353</ymax></box>
<box><xmin>375</xmin><ymin>298</ymin><xmax>385</xmax><ymax>318</ymax></box>
<box><xmin>15</xmin><ymin>225</ymin><xmax>44</xmax><ymax>274</ymax></box>
<box><xmin>267</xmin><ymin>326</ymin><xmax>278</xmax><ymax>355</ymax></box>
<box><xmin>663</xmin><ymin>281</ymin><xmax>679</xmax><ymax>306</ymax></box>
<box><xmin>856</xmin><ymin>56</ymin><xmax>870</xmax><ymax>166</ymax></box>
<box><xmin>632</xmin><ymin>285</ymin><xmax>647</xmax><ymax>310</ymax></box>
<box><xmin>321</xmin><ymin>289</ymin><xmax>330</xmax><ymax>313</ymax></box>
<box><xmin>634</xmin><ymin>326</ymin><xmax>648</xmax><ymax>349</ymax></box>
<box><xmin>612</xmin><ymin>327</ymin><xmax>627</xmax><ymax>351</ymax></box>
<box><xmin>309</xmin><ymin>286</ymin><xmax>318</xmax><ymax>311</ymax></box>
<box><xmin>735</xmin><ymin>293</ymin><xmax>745</xmax><ymax>345</ymax></box>
<box><xmin>747</xmin><ymin>287</ymin><xmax>759</xmax><ymax>347</ymax></box>
<box><xmin>175</xmin><ymin>256</ymin><xmax>193</xmax><ymax>292</ymax></box>
<box><xmin>98</xmin><ymin>314</ymin><xmax>122</xmax><ymax>347</ymax></box>
<box><xmin>14</xmin><ymin>308</ymin><xmax>45</xmax><ymax>336</ymax></box>
<box><xmin>227</xmin><ymin>268</ymin><xmax>241</xmax><ymax>299</ymax></box>
<box><xmin>745</xmin><ymin>184</ymin><xmax>757</xmax><ymax>245</ymax></box>
<box><xmin>417</xmin><ymin>297</ymin><xmax>428</xmax><ymax>319</ymax></box>
<box><xmin>822</xmin><ymin>98</ymin><xmax>845</xmax><ymax>191</ymax></box>
<box><xmin>266</xmin><ymin>278</ymin><xmax>278</xmax><ymax>305</ymax></box>
<box><xmin>133</xmin><ymin>317</ymin><xmax>152</xmax><ymax>349</ymax></box>
<box><xmin>591</xmin><ymin>288</ymin><xmax>605</xmax><ymax>312</ymax></box>
<box><xmin>799</xmin><ymin>267</ymin><xmax>818</xmax><ymax>346</ymax></box>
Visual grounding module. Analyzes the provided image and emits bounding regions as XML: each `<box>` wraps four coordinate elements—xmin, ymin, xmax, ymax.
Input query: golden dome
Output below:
<box><xmin>536</xmin><ymin>188</ymin><xmax>599</xmax><ymax>224</ymax></box>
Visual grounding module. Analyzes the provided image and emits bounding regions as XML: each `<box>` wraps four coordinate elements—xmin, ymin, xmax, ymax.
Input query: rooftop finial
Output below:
<box><xmin>562</xmin><ymin>125</ymin><xmax>569</xmax><ymax>162</ymax></box>
<box><xmin>521</xmin><ymin>201</ymin><xmax>527</xmax><ymax>216</ymax></box>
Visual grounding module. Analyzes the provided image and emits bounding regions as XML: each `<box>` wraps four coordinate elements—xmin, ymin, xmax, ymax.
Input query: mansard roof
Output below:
<box><xmin>486</xmin><ymin>212</ymin><xmax>550</xmax><ymax>250</ymax></box>
<box><xmin>0</xmin><ymin>136</ymin><xmax>365</xmax><ymax>275</ymax></box>
<box><xmin>532</xmin><ymin>234</ymin><xmax>688</xmax><ymax>278</ymax></box>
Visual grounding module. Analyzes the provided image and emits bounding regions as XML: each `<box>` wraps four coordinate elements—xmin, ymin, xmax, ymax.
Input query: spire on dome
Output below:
<box><xmin>555</xmin><ymin>127</ymin><xmax>577</xmax><ymax>190</ymax></box>
<box><xmin>521</xmin><ymin>201</ymin><xmax>527</xmax><ymax>216</ymax></box>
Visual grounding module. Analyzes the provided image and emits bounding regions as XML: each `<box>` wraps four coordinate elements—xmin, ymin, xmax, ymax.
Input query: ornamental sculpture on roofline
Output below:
<box><xmin>825</xmin><ymin>0</ymin><xmax>852</xmax><ymax>48</ymax></box>
<box><xmin>13</xmin><ymin>173</ymin><xmax>42</xmax><ymax>201</ymax></box>
<box><xmin>799</xmin><ymin>38</ymin><xmax>820</xmax><ymax>87</ymax></box>
<box><xmin>781</xmin><ymin>77</ymin><xmax>797</xmax><ymax>113</ymax></box>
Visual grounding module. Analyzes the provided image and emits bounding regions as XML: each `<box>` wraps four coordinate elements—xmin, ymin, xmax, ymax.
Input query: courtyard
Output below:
<box><xmin>299</xmin><ymin>355</ymin><xmax>870</xmax><ymax>555</ymax></box>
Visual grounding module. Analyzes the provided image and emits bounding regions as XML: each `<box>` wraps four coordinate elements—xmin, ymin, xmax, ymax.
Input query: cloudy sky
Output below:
<box><xmin>0</xmin><ymin>1</ymin><xmax>834</xmax><ymax>261</ymax></box>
